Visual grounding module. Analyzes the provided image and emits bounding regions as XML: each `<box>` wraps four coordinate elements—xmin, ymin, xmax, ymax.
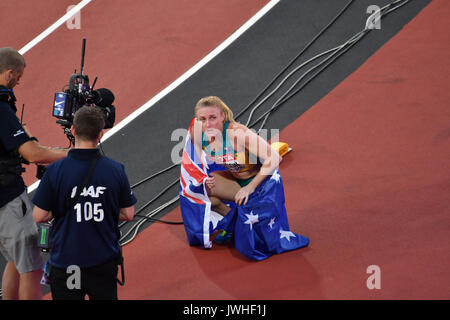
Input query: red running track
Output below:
<box><xmin>5</xmin><ymin>0</ymin><xmax>448</xmax><ymax>300</ymax></box>
<box><xmin>3</xmin><ymin>0</ymin><xmax>76</xmax><ymax>49</ymax></box>
<box><xmin>118</xmin><ymin>0</ymin><xmax>450</xmax><ymax>299</ymax></box>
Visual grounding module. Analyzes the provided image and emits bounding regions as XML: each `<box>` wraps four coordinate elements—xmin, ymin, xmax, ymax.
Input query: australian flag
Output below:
<box><xmin>179</xmin><ymin>119</ymin><xmax>309</xmax><ymax>260</ymax></box>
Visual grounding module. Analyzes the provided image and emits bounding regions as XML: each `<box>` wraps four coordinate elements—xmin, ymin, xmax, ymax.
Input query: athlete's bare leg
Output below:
<box><xmin>207</xmin><ymin>171</ymin><xmax>240</xmax><ymax>216</ymax></box>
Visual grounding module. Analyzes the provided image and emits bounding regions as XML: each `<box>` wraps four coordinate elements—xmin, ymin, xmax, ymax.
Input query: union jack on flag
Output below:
<box><xmin>179</xmin><ymin>118</ymin><xmax>215</xmax><ymax>248</ymax></box>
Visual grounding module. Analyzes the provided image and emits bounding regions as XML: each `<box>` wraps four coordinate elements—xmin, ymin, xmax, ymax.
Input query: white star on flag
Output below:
<box><xmin>268</xmin><ymin>217</ymin><xmax>276</xmax><ymax>229</ymax></box>
<box><xmin>271</xmin><ymin>170</ymin><xmax>281</xmax><ymax>183</ymax></box>
<box><xmin>210</xmin><ymin>210</ymin><xmax>224</xmax><ymax>230</ymax></box>
<box><xmin>280</xmin><ymin>229</ymin><xmax>296</xmax><ymax>242</ymax></box>
<box><xmin>244</xmin><ymin>211</ymin><xmax>259</xmax><ymax>230</ymax></box>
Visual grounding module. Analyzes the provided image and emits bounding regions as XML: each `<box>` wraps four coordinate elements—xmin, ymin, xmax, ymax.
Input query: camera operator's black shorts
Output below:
<box><xmin>49</xmin><ymin>259</ymin><xmax>118</xmax><ymax>300</ymax></box>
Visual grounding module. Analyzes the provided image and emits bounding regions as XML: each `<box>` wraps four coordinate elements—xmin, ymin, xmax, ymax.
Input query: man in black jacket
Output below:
<box><xmin>0</xmin><ymin>47</ymin><xmax>68</xmax><ymax>300</ymax></box>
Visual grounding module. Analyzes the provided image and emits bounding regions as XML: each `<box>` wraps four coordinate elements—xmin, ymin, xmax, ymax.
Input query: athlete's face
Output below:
<box><xmin>196</xmin><ymin>106</ymin><xmax>225</xmax><ymax>138</ymax></box>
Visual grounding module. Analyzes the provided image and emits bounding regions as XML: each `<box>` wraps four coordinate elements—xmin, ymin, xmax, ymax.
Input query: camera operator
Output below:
<box><xmin>32</xmin><ymin>106</ymin><xmax>136</xmax><ymax>300</ymax></box>
<box><xmin>0</xmin><ymin>47</ymin><xmax>69</xmax><ymax>300</ymax></box>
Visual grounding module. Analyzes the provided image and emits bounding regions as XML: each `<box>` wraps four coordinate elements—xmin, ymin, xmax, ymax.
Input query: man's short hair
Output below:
<box><xmin>0</xmin><ymin>47</ymin><xmax>26</xmax><ymax>73</ymax></box>
<box><xmin>73</xmin><ymin>106</ymin><xmax>105</xmax><ymax>142</ymax></box>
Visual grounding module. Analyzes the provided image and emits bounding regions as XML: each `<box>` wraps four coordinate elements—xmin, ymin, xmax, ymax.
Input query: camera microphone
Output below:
<box><xmin>92</xmin><ymin>88</ymin><xmax>114</xmax><ymax>107</ymax></box>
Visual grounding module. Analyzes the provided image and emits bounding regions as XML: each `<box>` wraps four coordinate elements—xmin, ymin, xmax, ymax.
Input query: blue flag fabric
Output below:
<box><xmin>179</xmin><ymin>120</ymin><xmax>309</xmax><ymax>260</ymax></box>
<box><xmin>215</xmin><ymin>170</ymin><xmax>310</xmax><ymax>261</ymax></box>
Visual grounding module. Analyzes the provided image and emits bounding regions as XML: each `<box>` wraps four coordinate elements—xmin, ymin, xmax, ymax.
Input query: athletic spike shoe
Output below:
<box><xmin>214</xmin><ymin>230</ymin><xmax>233</xmax><ymax>244</ymax></box>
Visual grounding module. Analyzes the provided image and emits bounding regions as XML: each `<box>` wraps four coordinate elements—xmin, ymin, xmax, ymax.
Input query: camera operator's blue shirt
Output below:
<box><xmin>0</xmin><ymin>100</ymin><xmax>31</xmax><ymax>208</ymax></box>
<box><xmin>32</xmin><ymin>148</ymin><xmax>137</xmax><ymax>268</ymax></box>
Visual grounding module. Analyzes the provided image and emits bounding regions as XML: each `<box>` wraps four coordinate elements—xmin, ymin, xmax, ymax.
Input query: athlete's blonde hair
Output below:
<box><xmin>195</xmin><ymin>96</ymin><xmax>235</xmax><ymax>123</ymax></box>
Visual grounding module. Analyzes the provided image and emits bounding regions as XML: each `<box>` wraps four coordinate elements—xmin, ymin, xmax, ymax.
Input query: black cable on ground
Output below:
<box><xmin>134</xmin><ymin>214</ymin><xmax>184</xmax><ymax>225</ymax></box>
<box><xmin>131</xmin><ymin>162</ymin><xmax>179</xmax><ymax>189</ymax></box>
<box><xmin>234</xmin><ymin>0</ymin><xmax>355</xmax><ymax>121</ymax></box>
<box><xmin>250</xmin><ymin>30</ymin><xmax>368</xmax><ymax>130</ymax></box>
<box><xmin>248</xmin><ymin>0</ymin><xmax>410</xmax><ymax>130</ymax></box>
<box><xmin>119</xmin><ymin>178</ymin><xmax>180</xmax><ymax>229</ymax></box>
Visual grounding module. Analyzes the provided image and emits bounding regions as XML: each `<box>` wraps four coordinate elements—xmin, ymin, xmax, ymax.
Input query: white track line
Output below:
<box><xmin>19</xmin><ymin>0</ymin><xmax>92</xmax><ymax>55</ymax></box>
<box><xmin>27</xmin><ymin>0</ymin><xmax>280</xmax><ymax>192</ymax></box>
<box><xmin>101</xmin><ymin>0</ymin><xmax>280</xmax><ymax>142</ymax></box>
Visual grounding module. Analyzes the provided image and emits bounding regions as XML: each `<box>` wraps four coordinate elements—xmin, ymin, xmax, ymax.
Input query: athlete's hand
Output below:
<box><xmin>235</xmin><ymin>185</ymin><xmax>255</xmax><ymax>206</ymax></box>
<box><xmin>205</xmin><ymin>176</ymin><xmax>216</xmax><ymax>189</ymax></box>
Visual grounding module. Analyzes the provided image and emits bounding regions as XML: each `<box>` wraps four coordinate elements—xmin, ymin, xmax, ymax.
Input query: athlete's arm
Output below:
<box><xmin>230</xmin><ymin>124</ymin><xmax>282</xmax><ymax>205</ymax></box>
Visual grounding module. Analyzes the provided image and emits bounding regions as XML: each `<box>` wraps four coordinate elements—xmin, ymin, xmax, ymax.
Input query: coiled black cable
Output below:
<box><xmin>234</xmin><ymin>0</ymin><xmax>355</xmax><ymax>122</ymax></box>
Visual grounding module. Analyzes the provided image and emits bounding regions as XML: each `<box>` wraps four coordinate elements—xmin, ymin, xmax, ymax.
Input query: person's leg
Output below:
<box><xmin>209</xmin><ymin>196</ymin><xmax>231</xmax><ymax>216</ymax></box>
<box><xmin>0</xmin><ymin>192</ymin><xmax>44</xmax><ymax>300</ymax></box>
<box><xmin>19</xmin><ymin>269</ymin><xmax>43</xmax><ymax>300</ymax></box>
<box><xmin>1</xmin><ymin>261</ymin><xmax>19</xmax><ymax>300</ymax></box>
<box><xmin>84</xmin><ymin>260</ymin><xmax>118</xmax><ymax>300</ymax></box>
<box><xmin>207</xmin><ymin>171</ymin><xmax>241</xmax><ymax>243</ymax></box>
<box><xmin>14</xmin><ymin>192</ymin><xmax>44</xmax><ymax>299</ymax></box>
<box><xmin>49</xmin><ymin>265</ymin><xmax>85</xmax><ymax>300</ymax></box>
<box><xmin>208</xmin><ymin>171</ymin><xmax>240</xmax><ymax>200</ymax></box>
<box><xmin>208</xmin><ymin>171</ymin><xmax>240</xmax><ymax>216</ymax></box>
<box><xmin>0</xmin><ymin>199</ymin><xmax>20</xmax><ymax>300</ymax></box>
<box><xmin>0</xmin><ymin>262</ymin><xmax>42</xmax><ymax>301</ymax></box>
